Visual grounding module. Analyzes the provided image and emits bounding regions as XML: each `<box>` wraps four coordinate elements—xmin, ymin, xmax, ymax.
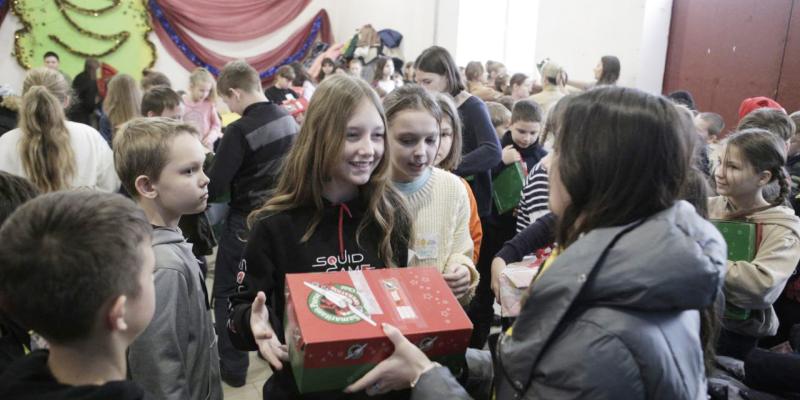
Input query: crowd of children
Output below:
<box><xmin>0</xmin><ymin>43</ymin><xmax>800</xmax><ymax>400</ymax></box>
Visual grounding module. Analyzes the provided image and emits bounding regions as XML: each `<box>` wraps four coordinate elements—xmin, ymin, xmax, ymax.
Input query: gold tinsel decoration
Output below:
<box><xmin>11</xmin><ymin>0</ymin><xmax>34</xmax><ymax>69</ymax></box>
<box><xmin>48</xmin><ymin>35</ymin><xmax>129</xmax><ymax>58</ymax></box>
<box><xmin>11</xmin><ymin>0</ymin><xmax>157</xmax><ymax>70</ymax></box>
<box><xmin>56</xmin><ymin>0</ymin><xmax>129</xmax><ymax>41</ymax></box>
<box><xmin>50</xmin><ymin>0</ymin><xmax>129</xmax><ymax>58</ymax></box>
<box><xmin>60</xmin><ymin>0</ymin><xmax>121</xmax><ymax>16</ymax></box>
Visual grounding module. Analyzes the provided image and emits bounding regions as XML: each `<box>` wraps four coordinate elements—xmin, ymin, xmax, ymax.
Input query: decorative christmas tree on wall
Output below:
<box><xmin>12</xmin><ymin>0</ymin><xmax>155</xmax><ymax>79</ymax></box>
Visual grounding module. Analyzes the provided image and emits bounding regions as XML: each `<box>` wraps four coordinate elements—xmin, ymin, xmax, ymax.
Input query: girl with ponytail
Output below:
<box><xmin>0</xmin><ymin>68</ymin><xmax>118</xmax><ymax>192</ymax></box>
<box><xmin>711</xmin><ymin>128</ymin><xmax>800</xmax><ymax>359</ymax></box>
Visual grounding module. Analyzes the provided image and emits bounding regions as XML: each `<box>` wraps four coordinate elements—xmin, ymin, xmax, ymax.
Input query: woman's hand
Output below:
<box><xmin>491</xmin><ymin>257</ymin><xmax>508</xmax><ymax>301</ymax></box>
<box><xmin>443</xmin><ymin>264</ymin><xmax>471</xmax><ymax>298</ymax></box>
<box><xmin>249</xmin><ymin>291</ymin><xmax>289</xmax><ymax>370</ymax></box>
<box><xmin>502</xmin><ymin>145</ymin><xmax>522</xmax><ymax>165</ymax></box>
<box><xmin>345</xmin><ymin>323</ymin><xmax>435</xmax><ymax>396</ymax></box>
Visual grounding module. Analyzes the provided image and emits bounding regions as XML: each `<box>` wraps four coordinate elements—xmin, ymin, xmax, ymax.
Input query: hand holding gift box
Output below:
<box><xmin>492</xmin><ymin>162</ymin><xmax>526</xmax><ymax>215</ymax></box>
<box><xmin>284</xmin><ymin>267</ymin><xmax>473</xmax><ymax>394</ymax></box>
<box><xmin>497</xmin><ymin>247</ymin><xmax>551</xmax><ymax>317</ymax></box>
<box><xmin>499</xmin><ymin>257</ymin><xmax>540</xmax><ymax>318</ymax></box>
<box><xmin>711</xmin><ymin>220</ymin><xmax>763</xmax><ymax>320</ymax></box>
<box><xmin>282</xmin><ymin>97</ymin><xmax>308</xmax><ymax>117</ymax></box>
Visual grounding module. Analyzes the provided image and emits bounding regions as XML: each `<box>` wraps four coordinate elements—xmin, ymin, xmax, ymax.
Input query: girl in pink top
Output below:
<box><xmin>183</xmin><ymin>68</ymin><xmax>222</xmax><ymax>150</ymax></box>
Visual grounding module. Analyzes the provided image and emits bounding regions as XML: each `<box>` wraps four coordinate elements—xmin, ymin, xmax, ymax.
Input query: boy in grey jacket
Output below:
<box><xmin>114</xmin><ymin>117</ymin><xmax>222</xmax><ymax>400</ymax></box>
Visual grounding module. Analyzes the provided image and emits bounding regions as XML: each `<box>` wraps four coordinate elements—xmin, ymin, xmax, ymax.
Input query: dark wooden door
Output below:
<box><xmin>777</xmin><ymin>1</ymin><xmax>800</xmax><ymax>114</ymax></box>
<box><xmin>663</xmin><ymin>0</ymin><xmax>798</xmax><ymax>132</ymax></box>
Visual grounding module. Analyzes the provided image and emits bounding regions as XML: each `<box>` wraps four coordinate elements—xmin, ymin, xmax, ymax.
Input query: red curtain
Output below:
<box><xmin>156</xmin><ymin>0</ymin><xmax>311</xmax><ymax>41</ymax></box>
<box><xmin>151</xmin><ymin>4</ymin><xmax>331</xmax><ymax>85</ymax></box>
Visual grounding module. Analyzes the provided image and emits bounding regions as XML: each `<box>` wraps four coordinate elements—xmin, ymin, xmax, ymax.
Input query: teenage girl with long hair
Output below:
<box><xmin>226</xmin><ymin>74</ymin><xmax>412</xmax><ymax>400</ymax></box>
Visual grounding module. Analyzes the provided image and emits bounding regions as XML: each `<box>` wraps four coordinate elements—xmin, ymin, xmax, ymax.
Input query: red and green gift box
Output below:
<box><xmin>284</xmin><ymin>267</ymin><xmax>473</xmax><ymax>394</ymax></box>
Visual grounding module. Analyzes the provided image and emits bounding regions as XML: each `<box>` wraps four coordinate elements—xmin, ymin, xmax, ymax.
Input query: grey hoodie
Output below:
<box><xmin>411</xmin><ymin>201</ymin><xmax>727</xmax><ymax>400</ymax></box>
<box><xmin>128</xmin><ymin>227</ymin><xmax>222</xmax><ymax>400</ymax></box>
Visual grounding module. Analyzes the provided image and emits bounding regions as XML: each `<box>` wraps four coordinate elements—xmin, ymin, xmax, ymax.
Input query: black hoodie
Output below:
<box><xmin>227</xmin><ymin>196</ymin><xmax>409</xmax><ymax>400</ymax></box>
<box><xmin>0</xmin><ymin>350</ymin><xmax>146</xmax><ymax>400</ymax></box>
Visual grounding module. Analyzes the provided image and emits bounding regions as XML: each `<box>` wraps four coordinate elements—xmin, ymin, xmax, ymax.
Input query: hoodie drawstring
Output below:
<box><xmin>338</xmin><ymin>203</ymin><xmax>352</xmax><ymax>258</ymax></box>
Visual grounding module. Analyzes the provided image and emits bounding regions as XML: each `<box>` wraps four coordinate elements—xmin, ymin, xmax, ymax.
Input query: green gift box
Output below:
<box><xmin>492</xmin><ymin>162</ymin><xmax>525</xmax><ymax>215</ymax></box>
<box><xmin>711</xmin><ymin>220</ymin><xmax>759</xmax><ymax>261</ymax></box>
<box><xmin>711</xmin><ymin>220</ymin><xmax>762</xmax><ymax>320</ymax></box>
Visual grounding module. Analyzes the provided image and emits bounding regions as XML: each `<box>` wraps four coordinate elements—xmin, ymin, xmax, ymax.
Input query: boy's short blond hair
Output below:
<box><xmin>486</xmin><ymin>101</ymin><xmax>511</xmax><ymax>128</ymax></box>
<box><xmin>217</xmin><ymin>59</ymin><xmax>262</xmax><ymax>96</ymax></box>
<box><xmin>113</xmin><ymin>117</ymin><xmax>199</xmax><ymax>198</ymax></box>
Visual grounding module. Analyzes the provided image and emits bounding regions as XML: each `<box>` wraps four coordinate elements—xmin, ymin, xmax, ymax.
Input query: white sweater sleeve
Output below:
<box><xmin>93</xmin><ymin>129</ymin><xmax>120</xmax><ymax>192</ymax></box>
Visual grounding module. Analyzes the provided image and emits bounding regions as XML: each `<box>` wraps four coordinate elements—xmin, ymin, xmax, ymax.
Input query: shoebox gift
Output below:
<box><xmin>499</xmin><ymin>251</ymin><xmax>548</xmax><ymax>317</ymax></box>
<box><xmin>284</xmin><ymin>267</ymin><xmax>473</xmax><ymax>393</ymax></box>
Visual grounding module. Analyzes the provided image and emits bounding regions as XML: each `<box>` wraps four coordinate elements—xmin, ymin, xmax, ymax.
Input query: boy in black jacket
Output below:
<box><xmin>0</xmin><ymin>191</ymin><xmax>155</xmax><ymax>399</ymax></box>
<box><xmin>210</xmin><ymin>59</ymin><xmax>299</xmax><ymax>386</ymax></box>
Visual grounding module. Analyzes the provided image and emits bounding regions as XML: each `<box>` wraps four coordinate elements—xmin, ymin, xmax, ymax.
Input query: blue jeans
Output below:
<box><xmin>213</xmin><ymin>210</ymin><xmax>249</xmax><ymax>378</ymax></box>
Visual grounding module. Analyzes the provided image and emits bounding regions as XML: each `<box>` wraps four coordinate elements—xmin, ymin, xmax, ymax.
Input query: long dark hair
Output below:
<box><xmin>372</xmin><ymin>57</ymin><xmax>393</xmax><ymax>82</ymax></box>
<box><xmin>316</xmin><ymin>58</ymin><xmax>336</xmax><ymax>83</ymax></box>
<box><xmin>597</xmin><ymin>55</ymin><xmax>620</xmax><ymax>86</ymax></box>
<box><xmin>554</xmin><ymin>87</ymin><xmax>690</xmax><ymax>247</ymax></box>
<box><xmin>414</xmin><ymin>46</ymin><xmax>465</xmax><ymax>97</ymax></box>
<box><xmin>721</xmin><ymin>128</ymin><xmax>789</xmax><ymax>220</ymax></box>
<box><xmin>83</xmin><ymin>58</ymin><xmax>99</xmax><ymax>78</ymax></box>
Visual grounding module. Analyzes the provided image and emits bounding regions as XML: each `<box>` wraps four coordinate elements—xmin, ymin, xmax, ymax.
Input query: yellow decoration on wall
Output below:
<box><xmin>12</xmin><ymin>0</ymin><xmax>156</xmax><ymax>80</ymax></box>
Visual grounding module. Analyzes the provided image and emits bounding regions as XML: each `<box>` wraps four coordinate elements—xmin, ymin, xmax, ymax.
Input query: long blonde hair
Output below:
<box><xmin>103</xmin><ymin>74</ymin><xmax>141</xmax><ymax>136</ymax></box>
<box><xmin>188</xmin><ymin>67</ymin><xmax>217</xmax><ymax>103</ymax></box>
<box><xmin>249</xmin><ymin>75</ymin><xmax>411</xmax><ymax>266</ymax></box>
<box><xmin>19</xmin><ymin>68</ymin><xmax>75</xmax><ymax>192</ymax></box>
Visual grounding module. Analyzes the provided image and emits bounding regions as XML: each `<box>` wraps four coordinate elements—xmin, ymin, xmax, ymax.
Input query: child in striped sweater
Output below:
<box><xmin>516</xmin><ymin>94</ymin><xmax>573</xmax><ymax>232</ymax></box>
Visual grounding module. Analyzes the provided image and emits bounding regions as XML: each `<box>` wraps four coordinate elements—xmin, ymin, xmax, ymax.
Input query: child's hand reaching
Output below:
<box><xmin>502</xmin><ymin>145</ymin><xmax>522</xmax><ymax>165</ymax></box>
<box><xmin>249</xmin><ymin>291</ymin><xmax>289</xmax><ymax>370</ymax></box>
<box><xmin>491</xmin><ymin>257</ymin><xmax>508</xmax><ymax>302</ymax></box>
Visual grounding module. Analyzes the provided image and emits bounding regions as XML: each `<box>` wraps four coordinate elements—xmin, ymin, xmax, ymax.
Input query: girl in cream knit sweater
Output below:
<box><xmin>383</xmin><ymin>85</ymin><xmax>479</xmax><ymax>304</ymax></box>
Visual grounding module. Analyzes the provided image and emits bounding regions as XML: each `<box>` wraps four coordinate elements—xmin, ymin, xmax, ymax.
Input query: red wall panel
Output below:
<box><xmin>777</xmin><ymin>1</ymin><xmax>800</xmax><ymax>114</ymax></box>
<box><xmin>664</xmin><ymin>0</ymin><xmax>794</xmax><ymax>131</ymax></box>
